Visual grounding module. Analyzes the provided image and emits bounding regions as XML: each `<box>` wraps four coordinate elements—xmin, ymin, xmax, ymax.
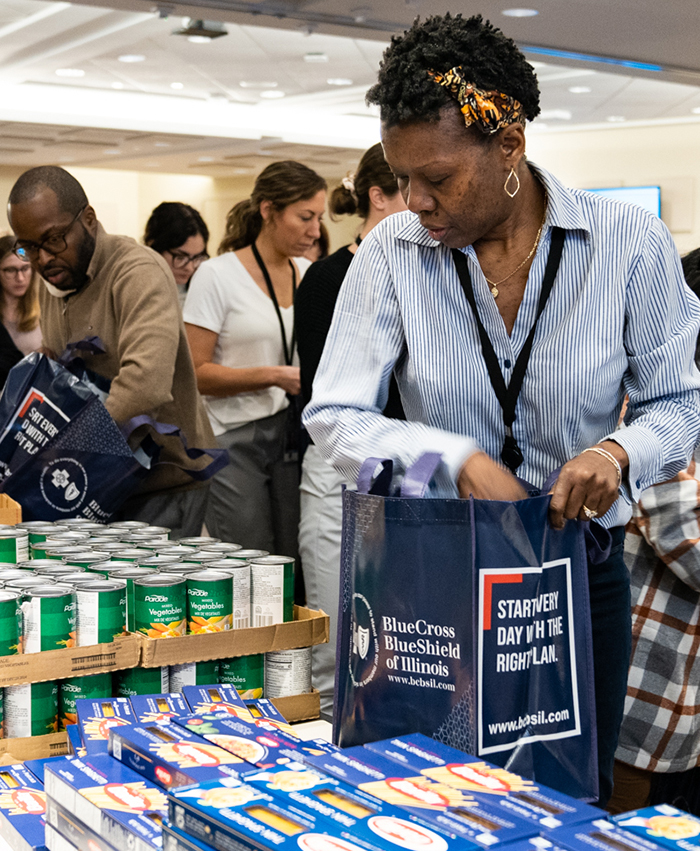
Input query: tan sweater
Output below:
<box><xmin>39</xmin><ymin>223</ymin><xmax>218</xmax><ymax>496</ymax></box>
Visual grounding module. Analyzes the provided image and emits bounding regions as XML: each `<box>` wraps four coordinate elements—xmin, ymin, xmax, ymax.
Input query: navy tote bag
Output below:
<box><xmin>335</xmin><ymin>453</ymin><xmax>599</xmax><ymax>801</ymax></box>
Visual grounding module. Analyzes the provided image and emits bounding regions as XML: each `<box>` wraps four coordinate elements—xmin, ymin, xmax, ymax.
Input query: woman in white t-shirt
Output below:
<box><xmin>184</xmin><ymin>161</ymin><xmax>326</xmax><ymax>557</ymax></box>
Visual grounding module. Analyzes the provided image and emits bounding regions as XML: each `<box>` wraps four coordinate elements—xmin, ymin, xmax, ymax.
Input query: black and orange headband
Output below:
<box><xmin>428</xmin><ymin>66</ymin><xmax>523</xmax><ymax>134</ymax></box>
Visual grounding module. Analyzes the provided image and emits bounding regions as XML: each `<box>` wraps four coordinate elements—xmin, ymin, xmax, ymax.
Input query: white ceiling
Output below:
<box><xmin>0</xmin><ymin>0</ymin><xmax>698</xmax><ymax>176</ymax></box>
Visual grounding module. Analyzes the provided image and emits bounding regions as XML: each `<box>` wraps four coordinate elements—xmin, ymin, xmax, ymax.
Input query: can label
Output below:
<box><xmin>0</xmin><ymin>532</ymin><xmax>28</xmax><ymax>563</ymax></box>
<box><xmin>0</xmin><ymin>591</ymin><xmax>22</xmax><ymax>655</ymax></box>
<box><xmin>22</xmin><ymin>592</ymin><xmax>76</xmax><ymax>652</ymax></box>
<box><xmin>264</xmin><ymin>647</ymin><xmax>312</xmax><ymax>698</ymax></box>
<box><xmin>219</xmin><ymin>654</ymin><xmax>263</xmax><ymax>698</ymax></box>
<box><xmin>134</xmin><ymin>580</ymin><xmax>186</xmax><ymax>638</ymax></box>
<box><xmin>59</xmin><ymin>673</ymin><xmax>112</xmax><ymax>729</ymax></box>
<box><xmin>232</xmin><ymin>564</ymin><xmax>251</xmax><ymax>630</ymax></box>
<box><xmin>169</xmin><ymin>660</ymin><xmax>220</xmax><ymax>692</ymax></box>
<box><xmin>113</xmin><ymin>666</ymin><xmax>170</xmax><ymax>697</ymax></box>
<box><xmin>251</xmin><ymin>559</ymin><xmax>294</xmax><ymax>626</ymax></box>
<box><xmin>111</xmin><ymin>569</ymin><xmax>153</xmax><ymax>632</ymax></box>
<box><xmin>186</xmin><ymin>575</ymin><xmax>233</xmax><ymax>634</ymax></box>
<box><xmin>5</xmin><ymin>681</ymin><xmax>58</xmax><ymax>737</ymax></box>
<box><xmin>75</xmin><ymin>585</ymin><xmax>126</xmax><ymax>646</ymax></box>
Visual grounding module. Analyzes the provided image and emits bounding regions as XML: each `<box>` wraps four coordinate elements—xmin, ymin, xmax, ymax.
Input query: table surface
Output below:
<box><xmin>0</xmin><ymin>718</ymin><xmax>334</xmax><ymax>851</ymax></box>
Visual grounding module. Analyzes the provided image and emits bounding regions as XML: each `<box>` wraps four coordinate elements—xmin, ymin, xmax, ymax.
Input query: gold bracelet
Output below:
<box><xmin>582</xmin><ymin>446</ymin><xmax>622</xmax><ymax>488</ymax></box>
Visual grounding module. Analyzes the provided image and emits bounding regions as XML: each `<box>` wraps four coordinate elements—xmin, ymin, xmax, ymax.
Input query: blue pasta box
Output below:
<box><xmin>109</xmin><ymin>719</ymin><xmax>250</xmax><ymax>790</ymax></box>
<box><xmin>242</xmin><ymin>761</ymin><xmax>482</xmax><ymax>851</ymax></box>
<box><xmin>65</xmin><ymin>725</ymin><xmax>85</xmax><ymax>757</ymax></box>
<box><xmin>162</xmin><ymin>822</ymin><xmax>215</xmax><ymax>851</ymax></box>
<box><xmin>44</xmin><ymin>754</ymin><xmax>168</xmax><ymax>851</ymax></box>
<box><xmin>544</xmin><ymin>818</ymin><xmax>670</xmax><ymax>851</ymax></box>
<box><xmin>0</xmin><ymin>763</ymin><xmax>48</xmax><ymax>851</ymax></box>
<box><xmin>182</xmin><ymin>684</ymin><xmax>253</xmax><ymax>720</ymax></box>
<box><xmin>24</xmin><ymin>758</ymin><xmax>65</xmax><ymax>786</ymax></box>
<box><xmin>76</xmin><ymin>697</ymin><xmax>135</xmax><ymax>754</ymax></box>
<box><xmin>245</xmin><ymin>699</ymin><xmax>297</xmax><ymax>736</ymax></box>
<box><xmin>611</xmin><ymin>806</ymin><xmax>700</xmax><ymax>851</ymax></box>
<box><xmin>304</xmin><ymin>747</ymin><xmax>538</xmax><ymax>847</ymax></box>
<box><xmin>45</xmin><ymin>795</ymin><xmax>115</xmax><ymax>851</ymax></box>
<box><xmin>45</xmin><ymin>823</ymin><xmax>77</xmax><ymax>851</ymax></box>
<box><xmin>173</xmin><ymin>712</ymin><xmax>337</xmax><ymax>769</ymax></box>
<box><xmin>364</xmin><ymin>734</ymin><xmax>599</xmax><ymax>829</ymax></box>
<box><xmin>129</xmin><ymin>694</ymin><xmax>192</xmax><ymax>725</ymax></box>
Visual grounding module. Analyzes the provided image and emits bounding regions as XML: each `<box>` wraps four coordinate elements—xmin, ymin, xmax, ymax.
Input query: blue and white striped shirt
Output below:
<box><xmin>303</xmin><ymin>164</ymin><xmax>700</xmax><ymax>527</ymax></box>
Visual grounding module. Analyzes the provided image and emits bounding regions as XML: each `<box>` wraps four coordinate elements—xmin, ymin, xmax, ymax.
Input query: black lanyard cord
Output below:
<box><xmin>451</xmin><ymin>226</ymin><xmax>566</xmax><ymax>472</ymax></box>
<box><xmin>251</xmin><ymin>241</ymin><xmax>297</xmax><ymax>366</ymax></box>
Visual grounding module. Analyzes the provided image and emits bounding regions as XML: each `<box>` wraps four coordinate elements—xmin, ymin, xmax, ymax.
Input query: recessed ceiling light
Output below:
<box><xmin>103</xmin><ymin>149</ymin><xmax>120</xmax><ymax>154</ymax></box>
<box><xmin>188</xmin><ymin>35</ymin><xmax>212</xmax><ymax>44</ymax></box>
<box><xmin>55</xmin><ymin>68</ymin><xmax>85</xmax><ymax>77</ymax></box>
<box><xmin>170</xmin><ymin>82</ymin><xmax>184</xmax><ymax>89</ymax></box>
<box><xmin>502</xmin><ymin>8</ymin><xmax>539</xmax><ymax>17</ymax></box>
<box><xmin>260</xmin><ymin>90</ymin><xmax>285</xmax><ymax>99</ymax></box>
<box><xmin>304</xmin><ymin>52</ymin><xmax>328</xmax><ymax>63</ymax></box>
<box><xmin>239</xmin><ymin>81</ymin><xmax>278</xmax><ymax>89</ymax></box>
<box><xmin>607</xmin><ymin>115</ymin><xmax>626</xmax><ymax>122</ymax></box>
<box><xmin>118</xmin><ymin>54</ymin><xmax>145</xmax><ymax>63</ymax></box>
<box><xmin>568</xmin><ymin>86</ymin><xmax>592</xmax><ymax>94</ymax></box>
<box><xmin>350</xmin><ymin>6</ymin><xmax>371</xmax><ymax>22</ymax></box>
<box><xmin>111</xmin><ymin>81</ymin><xmax>124</xmax><ymax>89</ymax></box>
<box><xmin>327</xmin><ymin>78</ymin><xmax>353</xmax><ymax>86</ymax></box>
<box><xmin>198</xmin><ymin>156</ymin><xmax>214</xmax><ymax>162</ymax></box>
<box><xmin>692</xmin><ymin>107</ymin><xmax>700</xmax><ymax>115</ymax></box>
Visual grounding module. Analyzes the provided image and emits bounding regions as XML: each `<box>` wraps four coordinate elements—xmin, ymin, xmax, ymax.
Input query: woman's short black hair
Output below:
<box><xmin>367</xmin><ymin>13</ymin><xmax>540</xmax><ymax>128</ymax></box>
<box><xmin>143</xmin><ymin>202</ymin><xmax>209</xmax><ymax>255</ymax></box>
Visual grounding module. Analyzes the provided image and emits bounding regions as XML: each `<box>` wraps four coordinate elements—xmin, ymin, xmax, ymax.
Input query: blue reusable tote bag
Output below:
<box><xmin>335</xmin><ymin>453</ymin><xmax>599</xmax><ymax>801</ymax></box>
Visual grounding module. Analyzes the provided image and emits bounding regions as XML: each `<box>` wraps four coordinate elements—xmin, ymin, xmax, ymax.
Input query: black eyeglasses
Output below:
<box><xmin>165</xmin><ymin>249</ymin><xmax>209</xmax><ymax>270</ymax></box>
<box><xmin>14</xmin><ymin>206</ymin><xmax>87</xmax><ymax>261</ymax></box>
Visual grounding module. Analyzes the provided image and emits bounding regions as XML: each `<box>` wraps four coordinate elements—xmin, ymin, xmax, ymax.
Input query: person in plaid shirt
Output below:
<box><xmin>609</xmin><ymin>246</ymin><xmax>700</xmax><ymax>816</ymax></box>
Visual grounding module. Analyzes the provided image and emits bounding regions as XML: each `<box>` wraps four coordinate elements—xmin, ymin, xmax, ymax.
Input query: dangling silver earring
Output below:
<box><xmin>504</xmin><ymin>167</ymin><xmax>520</xmax><ymax>198</ymax></box>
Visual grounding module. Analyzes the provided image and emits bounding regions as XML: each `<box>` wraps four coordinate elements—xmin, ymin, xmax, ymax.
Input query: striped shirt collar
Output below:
<box><xmin>394</xmin><ymin>161</ymin><xmax>591</xmax><ymax>247</ymax></box>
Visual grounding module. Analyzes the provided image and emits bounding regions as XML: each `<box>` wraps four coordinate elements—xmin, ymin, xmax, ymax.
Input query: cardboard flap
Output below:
<box><xmin>138</xmin><ymin>606</ymin><xmax>329</xmax><ymax>668</ymax></box>
<box><xmin>0</xmin><ymin>731</ymin><xmax>68</xmax><ymax>760</ymax></box>
<box><xmin>270</xmin><ymin>690</ymin><xmax>321</xmax><ymax>723</ymax></box>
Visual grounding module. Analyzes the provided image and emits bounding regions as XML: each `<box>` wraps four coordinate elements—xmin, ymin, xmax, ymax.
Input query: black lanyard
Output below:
<box><xmin>451</xmin><ymin>226</ymin><xmax>565</xmax><ymax>473</ymax></box>
<box><xmin>251</xmin><ymin>241</ymin><xmax>297</xmax><ymax>366</ymax></box>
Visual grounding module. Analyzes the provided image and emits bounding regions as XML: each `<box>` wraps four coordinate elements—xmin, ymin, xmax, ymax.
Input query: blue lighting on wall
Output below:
<box><xmin>522</xmin><ymin>45</ymin><xmax>663</xmax><ymax>73</ymax></box>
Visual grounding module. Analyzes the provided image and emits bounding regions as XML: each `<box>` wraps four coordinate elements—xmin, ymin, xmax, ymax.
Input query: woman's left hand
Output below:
<box><xmin>549</xmin><ymin>441</ymin><xmax>628</xmax><ymax>529</ymax></box>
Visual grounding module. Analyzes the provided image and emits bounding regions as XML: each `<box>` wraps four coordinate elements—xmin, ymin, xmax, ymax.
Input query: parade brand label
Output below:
<box><xmin>477</xmin><ymin>559</ymin><xmax>580</xmax><ymax>756</ymax></box>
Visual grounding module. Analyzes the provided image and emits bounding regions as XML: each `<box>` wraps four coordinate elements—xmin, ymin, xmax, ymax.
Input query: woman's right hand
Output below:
<box><xmin>273</xmin><ymin>365</ymin><xmax>301</xmax><ymax>395</ymax></box>
<box><xmin>457</xmin><ymin>451</ymin><xmax>528</xmax><ymax>501</ymax></box>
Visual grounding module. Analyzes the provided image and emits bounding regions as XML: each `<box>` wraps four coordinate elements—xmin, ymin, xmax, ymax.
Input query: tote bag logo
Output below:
<box><xmin>349</xmin><ymin>592</ymin><xmax>379</xmax><ymax>687</ymax></box>
<box><xmin>39</xmin><ymin>457</ymin><xmax>88</xmax><ymax>512</ymax></box>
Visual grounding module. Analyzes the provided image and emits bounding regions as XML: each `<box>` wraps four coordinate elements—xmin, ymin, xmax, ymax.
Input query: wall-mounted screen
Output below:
<box><xmin>588</xmin><ymin>185</ymin><xmax>661</xmax><ymax>217</ymax></box>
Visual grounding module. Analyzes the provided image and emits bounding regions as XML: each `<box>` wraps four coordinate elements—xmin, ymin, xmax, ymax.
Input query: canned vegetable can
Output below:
<box><xmin>186</xmin><ymin>570</ymin><xmax>233</xmax><ymax>633</ymax></box>
<box><xmin>219</xmin><ymin>654</ymin><xmax>264</xmax><ymax>698</ymax></box>
<box><xmin>0</xmin><ymin>529</ymin><xmax>29</xmax><ymax>563</ymax></box>
<box><xmin>250</xmin><ymin>556</ymin><xmax>295</xmax><ymax>626</ymax></box>
<box><xmin>228</xmin><ymin>549</ymin><xmax>269</xmax><ymax>561</ymax></box>
<box><xmin>179</xmin><ymin>536</ymin><xmax>221</xmax><ymax>547</ymax></box>
<box><xmin>207</xmin><ymin>560</ymin><xmax>251</xmax><ymax>629</ymax></box>
<box><xmin>74</xmin><ymin>580</ymin><xmax>127</xmax><ymax>645</ymax></box>
<box><xmin>134</xmin><ymin>574</ymin><xmax>186</xmax><ymax>638</ymax></box>
<box><xmin>110</xmin><ymin>567</ymin><xmax>157</xmax><ymax>632</ymax></box>
<box><xmin>0</xmin><ymin>590</ymin><xmax>22</xmax><ymax>655</ymax></box>
<box><xmin>5</xmin><ymin>681</ymin><xmax>58</xmax><ymax>736</ymax></box>
<box><xmin>113</xmin><ymin>665</ymin><xmax>169</xmax><ymax>696</ymax></box>
<box><xmin>59</xmin><ymin>672</ymin><xmax>113</xmax><ymax>729</ymax></box>
<box><xmin>22</xmin><ymin>585</ymin><xmax>76</xmax><ymax>652</ymax></box>
<box><xmin>264</xmin><ymin>647</ymin><xmax>312</xmax><ymax>698</ymax></box>
<box><xmin>169</xmin><ymin>660</ymin><xmax>220</xmax><ymax>692</ymax></box>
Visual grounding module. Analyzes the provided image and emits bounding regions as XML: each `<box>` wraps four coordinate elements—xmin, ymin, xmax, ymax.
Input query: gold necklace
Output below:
<box><xmin>484</xmin><ymin>202</ymin><xmax>548</xmax><ymax>298</ymax></box>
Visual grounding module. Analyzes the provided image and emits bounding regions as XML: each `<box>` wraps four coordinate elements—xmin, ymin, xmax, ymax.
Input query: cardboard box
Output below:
<box><xmin>0</xmin><ymin>762</ymin><xmax>47</xmax><ymax>851</ymax></box>
<box><xmin>0</xmin><ymin>733</ymin><xmax>69</xmax><ymax>762</ymax></box>
<box><xmin>544</xmin><ymin>819</ymin><xmax>669</xmax><ymax>851</ymax></box>
<box><xmin>0</xmin><ymin>635</ymin><xmax>141</xmax><ymax>689</ymax></box>
<box><xmin>611</xmin><ymin>806</ymin><xmax>700</xmax><ymax>851</ymax></box>
<box><xmin>364</xmin><ymin>733</ymin><xmax>600</xmax><ymax>830</ymax></box>
<box><xmin>270</xmin><ymin>691</ymin><xmax>321</xmax><ymax>724</ymax></box>
<box><xmin>44</xmin><ymin>754</ymin><xmax>168</xmax><ymax>851</ymax></box>
<box><xmin>109</xmin><ymin>720</ymin><xmax>249</xmax><ymax>790</ymax></box>
<box><xmin>305</xmin><ymin>747</ymin><xmax>538</xmax><ymax>848</ymax></box>
<box><xmin>0</xmin><ymin>495</ymin><xmax>22</xmax><ymax>525</ymax></box>
<box><xmin>138</xmin><ymin>606</ymin><xmax>329</xmax><ymax>668</ymax></box>
<box><xmin>46</xmin><ymin>795</ymin><xmax>117</xmax><ymax>851</ymax></box>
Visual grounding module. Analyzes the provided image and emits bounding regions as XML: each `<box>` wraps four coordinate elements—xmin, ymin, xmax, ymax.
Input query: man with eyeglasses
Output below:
<box><xmin>7</xmin><ymin>165</ymin><xmax>220</xmax><ymax>535</ymax></box>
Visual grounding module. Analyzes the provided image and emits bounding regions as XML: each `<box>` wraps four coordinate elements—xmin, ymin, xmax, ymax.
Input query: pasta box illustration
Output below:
<box><xmin>182</xmin><ymin>684</ymin><xmax>253</xmax><ymax>720</ymax></box>
<box><xmin>544</xmin><ymin>818</ymin><xmax>671</xmax><ymax>851</ymax></box>
<box><xmin>244</xmin><ymin>698</ymin><xmax>296</xmax><ymax>736</ymax></box>
<box><xmin>0</xmin><ymin>763</ymin><xmax>47</xmax><ymax>851</ymax></box>
<box><xmin>46</xmin><ymin>795</ymin><xmax>117</xmax><ymax>851</ymax></box>
<box><xmin>162</xmin><ymin>822</ymin><xmax>216</xmax><ymax>851</ymax></box>
<box><xmin>109</xmin><ymin>720</ymin><xmax>249</xmax><ymax>790</ymax></box>
<box><xmin>76</xmin><ymin>696</ymin><xmax>134</xmax><ymax>753</ymax></box>
<box><xmin>305</xmin><ymin>747</ymin><xmax>537</xmax><ymax>847</ymax></box>
<box><xmin>44</xmin><ymin>754</ymin><xmax>167</xmax><ymax>851</ymax></box>
<box><xmin>65</xmin><ymin>723</ymin><xmax>86</xmax><ymax>757</ymax></box>
<box><xmin>129</xmin><ymin>694</ymin><xmax>192</xmax><ymax>724</ymax></box>
<box><xmin>611</xmin><ymin>806</ymin><xmax>700</xmax><ymax>851</ymax></box>
<box><xmin>364</xmin><ymin>734</ymin><xmax>600</xmax><ymax>829</ymax></box>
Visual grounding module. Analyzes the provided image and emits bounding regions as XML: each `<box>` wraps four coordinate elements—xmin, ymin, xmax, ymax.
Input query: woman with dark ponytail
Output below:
<box><xmin>295</xmin><ymin>143</ymin><xmax>406</xmax><ymax>717</ymax></box>
<box><xmin>184</xmin><ymin>160</ymin><xmax>326</xmax><ymax>556</ymax></box>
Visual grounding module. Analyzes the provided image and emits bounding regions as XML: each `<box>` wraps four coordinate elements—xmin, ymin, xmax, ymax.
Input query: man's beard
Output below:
<box><xmin>69</xmin><ymin>228</ymin><xmax>96</xmax><ymax>292</ymax></box>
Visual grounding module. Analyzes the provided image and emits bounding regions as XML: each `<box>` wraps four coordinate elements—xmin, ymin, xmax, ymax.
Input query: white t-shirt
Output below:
<box><xmin>183</xmin><ymin>251</ymin><xmax>310</xmax><ymax>435</ymax></box>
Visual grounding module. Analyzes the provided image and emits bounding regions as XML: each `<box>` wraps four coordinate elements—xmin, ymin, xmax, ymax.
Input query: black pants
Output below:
<box><xmin>589</xmin><ymin>525</ymin><xmax>632</xmax><ymax>807</ymax></box>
